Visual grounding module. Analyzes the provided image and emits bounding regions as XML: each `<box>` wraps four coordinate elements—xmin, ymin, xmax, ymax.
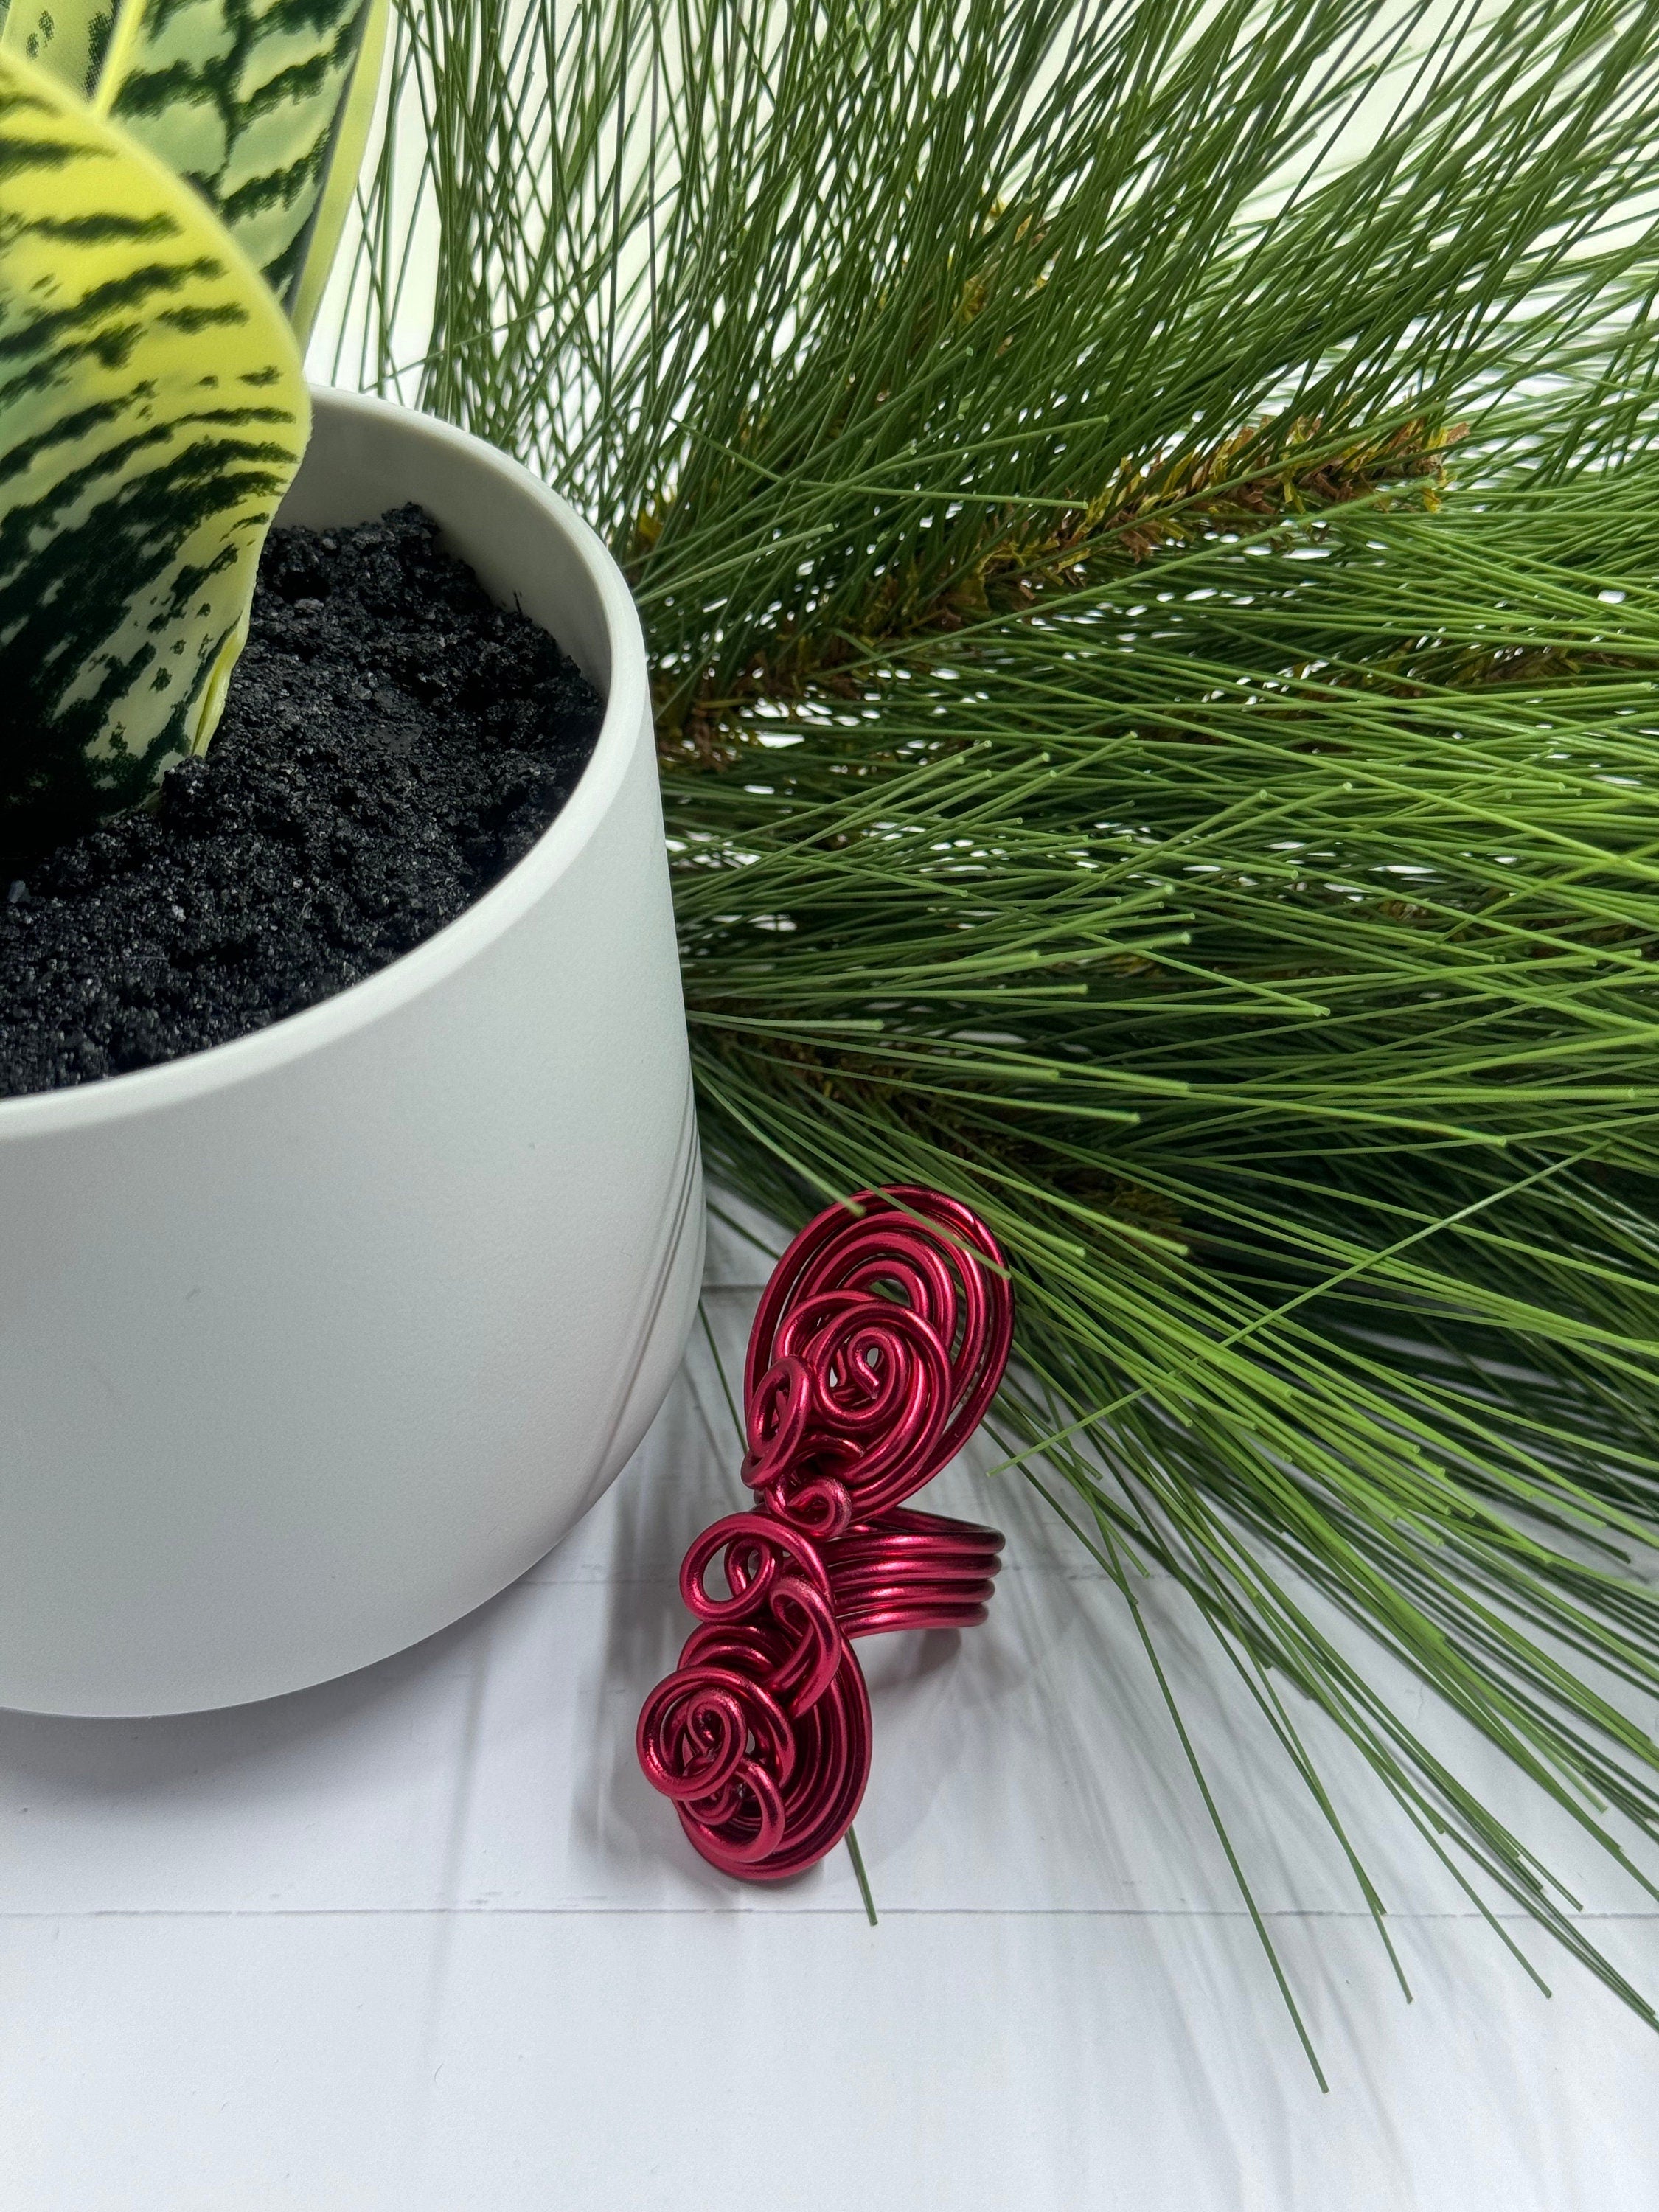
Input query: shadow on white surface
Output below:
<box><xmin>4</xmin><ymin>1207</ymin><xmax>1659</xmax><ymax>2207</ymax></box>
<box><xmin>3</xmin><ymin>1906</ymin><xmax>1658</xmax><ymax>2212</ymax></box>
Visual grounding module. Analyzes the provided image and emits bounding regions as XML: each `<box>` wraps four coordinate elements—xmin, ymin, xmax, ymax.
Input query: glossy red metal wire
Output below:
<box><xmin>637</xmin><ymin>1186</ymin><xmax>1013</xmax><ymax>1882</ymax></box>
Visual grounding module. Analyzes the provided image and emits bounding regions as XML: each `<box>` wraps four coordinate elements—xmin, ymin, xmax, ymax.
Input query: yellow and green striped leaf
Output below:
<box><xmin>0</xmin><ymin>44</ymin><xmax>307</xmax><ymax>849</ymax></box>
<box><xmin>93</xmin><ymin>0</ymin><xmax>388</xmax><ymax>333</ymax></box>
<box><xmin>0</xmin><ymin>0</ymin><xmax>117</xmax><ymax>99</ymax></box>
<box><xmin>282</xmin><ymin>0</ymin><xmax>384</xmax><ymax>347</ymax></box>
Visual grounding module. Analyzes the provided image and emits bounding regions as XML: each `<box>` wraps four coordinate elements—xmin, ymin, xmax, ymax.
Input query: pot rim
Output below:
<box><xmin>0</xmin><ymin>386</ymin><xmax>650</xmax><ymax>1142</ymax></box>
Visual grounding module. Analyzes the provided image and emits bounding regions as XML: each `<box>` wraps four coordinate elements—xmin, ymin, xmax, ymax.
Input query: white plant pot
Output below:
<box><xmin>0</xmin><ymin>386</ymin><xmax>703</xmax><ymax>1717</ymax></box>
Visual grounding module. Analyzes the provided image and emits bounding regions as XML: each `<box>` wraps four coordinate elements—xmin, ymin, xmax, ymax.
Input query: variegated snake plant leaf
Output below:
<box><xmin>0</xmin><ymin>0</ymin><xmax>386</xmax><ymax>852</ymax></box>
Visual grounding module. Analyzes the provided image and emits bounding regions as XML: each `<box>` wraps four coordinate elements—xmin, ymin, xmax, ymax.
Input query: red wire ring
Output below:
<box><xmin>744</xmin><ymin>1187</ymin><xmax>1013</xmax><ymax>1475</ymax></box>
<box><xmin>638</xmin><ymin>1185</ymin><xmax>1014</xmax><ymax>1883</ymax></box>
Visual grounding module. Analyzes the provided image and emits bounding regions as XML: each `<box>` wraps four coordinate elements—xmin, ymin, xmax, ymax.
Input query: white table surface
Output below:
<box><xmin>3</xmin><ymin>1191</ymin><xmax>1657</xmax><ymax>2210</ymax></box>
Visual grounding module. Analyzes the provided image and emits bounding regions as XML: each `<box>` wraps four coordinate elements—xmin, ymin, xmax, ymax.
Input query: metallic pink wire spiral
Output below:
<box><xmin>637</xmin><ymin>1186</ymin><xmax>1013</xmax><ymax>1882</ymax></box>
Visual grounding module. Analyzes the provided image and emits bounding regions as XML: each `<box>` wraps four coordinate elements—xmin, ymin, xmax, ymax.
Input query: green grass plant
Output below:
<box><xmin>331</xmin><ymin>0</ymin><xmax>1659</xmax><ymax>2067</ymax></box>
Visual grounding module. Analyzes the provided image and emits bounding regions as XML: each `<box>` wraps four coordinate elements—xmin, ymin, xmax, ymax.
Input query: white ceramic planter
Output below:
<box><xmin>0</xmin><ymin>387</ymin><xmax>703</xmax><ymax>1716</ymax></box>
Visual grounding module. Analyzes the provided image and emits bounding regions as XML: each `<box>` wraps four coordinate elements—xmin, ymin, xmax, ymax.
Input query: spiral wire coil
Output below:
<box><xmin>636</xmin><ymin>1186</ymin><xmax>1014</xmax><ymax>1880</ymax></box>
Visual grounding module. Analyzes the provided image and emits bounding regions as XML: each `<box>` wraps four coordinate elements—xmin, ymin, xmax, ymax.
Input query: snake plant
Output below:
<box><xmin>0</xmin><ymin>0</ymin><xmax>386</xmax><ymax>853</ymax></box>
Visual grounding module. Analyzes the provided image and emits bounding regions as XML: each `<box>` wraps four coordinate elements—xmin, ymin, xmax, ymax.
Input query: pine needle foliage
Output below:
<box><xmin>332</xmin><ymin>0</ymin><xmax>1659</xmax><ymax>2059</ymax></box>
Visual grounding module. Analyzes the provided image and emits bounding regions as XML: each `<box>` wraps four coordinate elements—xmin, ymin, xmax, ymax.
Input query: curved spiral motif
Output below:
<box><xmin>637</xmin><ymin>1186</ymin><xmax>1013</xmax><ymax>1882</ymax></box>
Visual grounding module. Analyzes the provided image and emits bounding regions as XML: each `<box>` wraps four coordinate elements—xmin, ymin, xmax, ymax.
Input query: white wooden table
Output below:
<box><xmin>2</xmin><ymin>1192</ymin><xmax>1656</xmax><ymax>2209</ymax></box>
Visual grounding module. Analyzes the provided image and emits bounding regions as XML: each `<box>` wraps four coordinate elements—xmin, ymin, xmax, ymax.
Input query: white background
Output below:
<box><xmin>2</xmin><ymin>1192</ymin><xmax>1657</xmax><ymax>2208</ymax></box>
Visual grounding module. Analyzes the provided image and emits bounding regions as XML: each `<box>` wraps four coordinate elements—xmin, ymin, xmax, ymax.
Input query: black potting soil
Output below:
<box><xmin>0</xmin><ymin>504</ymin><xmax>605</xmax><ymax>1098</ymax></box>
